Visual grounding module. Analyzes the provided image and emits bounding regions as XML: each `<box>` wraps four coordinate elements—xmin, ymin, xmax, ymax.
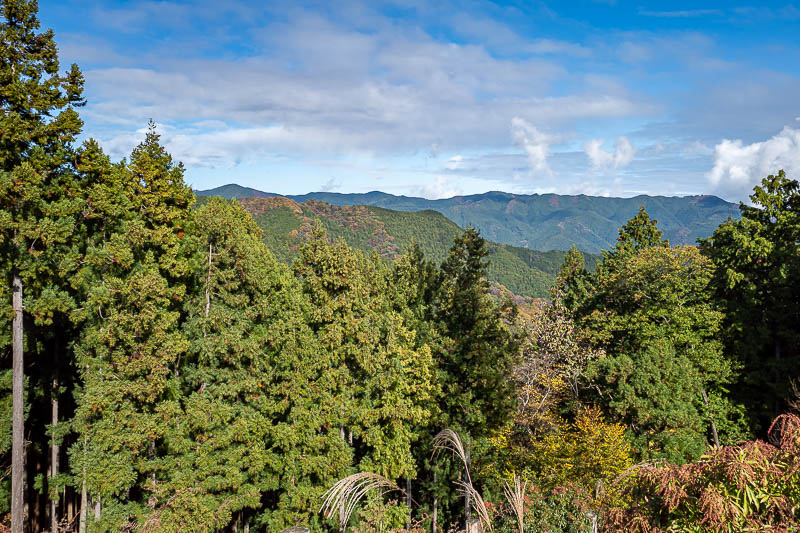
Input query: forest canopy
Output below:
<box><xmin>1</xmin><ymin>1</ymin><xmax>799</xmax><ymax>532</ymax></box>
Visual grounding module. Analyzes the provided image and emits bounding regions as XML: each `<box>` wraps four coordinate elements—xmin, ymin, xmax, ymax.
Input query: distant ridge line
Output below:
<box><xmin>194</xmin><ymin>183</ymin><xmax>732</xmax><ymax>203</ymax></box>
<box><xmin>195</xmin><ymin>183</ymin><xmax>740</xmax><ymax>253</ymax></box>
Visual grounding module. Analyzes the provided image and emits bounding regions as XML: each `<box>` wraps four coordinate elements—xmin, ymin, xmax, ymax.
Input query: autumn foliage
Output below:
<box><xmin>605</xmin><ymin>410</ymin><xmax>800</xmax><ymax>532</ymax></box>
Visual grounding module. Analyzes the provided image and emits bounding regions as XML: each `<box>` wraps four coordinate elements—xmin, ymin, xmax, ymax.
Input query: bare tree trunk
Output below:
<box><xmin>775</xmin><ymin>340</ymin><xmax>781</xmax><ymax>418</ymax></box>
<box><xmin>94</xmin><ymin>496</ymin><xmax>101</xmax><ymax>520</ymax></box>
<box><xmin>12</xmin><ymin>273</ymin><xmax>24</xmax><ymax>533</ymax></box>
<box><xmin>51</xmin><ymin>375</ymin><xmax>60</xmax><ymax>532</ymax></box>
<box><xmin>79</xmin><ymin>480</ymin><xmax>87</xmax><ymax>533</ymax></box>
<box><xmin>432</xmin><ymin>472</ymin><xmax>437</xmax><ymax>533</ymax></box>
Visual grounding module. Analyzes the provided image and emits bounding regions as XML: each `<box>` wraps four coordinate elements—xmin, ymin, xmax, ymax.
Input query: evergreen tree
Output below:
<box><xmin>69</xmin><ymin>125</ymin><xmax>194</xmax><ymax>530</ymax></box>
<box><xmin>554</xmin><ymin>246</ymin><xmax>590</xmax><ymax>314</ymax></box>
<box><xmin>582</xmin><ymin>244</ymin><xmax>745</xmax><ymax>462</ymax></box>
<box><xmin>293</xmin><ymin>225</ymin><xmax>436</xmax><ymax>483</ymax></box>
<box><xmin>0</xmin><ymin>0</ymin><xmax>84</xmax><ymax>529</ymax></box>
<box><xmin>427</xmin><ymin>227</ymin><xmax>519</xmax><ymax>526</ymax></box>
<box><xmin>158</xmin><ymin>198</ymin><xmax>350</xmax><ymax>532</ymax></box>
<box><xmin>700</xmin><ymin>170</ymin><xmax>800</xmax><ymax>433</ymax></box>
<box><xmin>432</xmin><ymin>227</ymin><xmax>518</xmax><ymax>437</ymax></box>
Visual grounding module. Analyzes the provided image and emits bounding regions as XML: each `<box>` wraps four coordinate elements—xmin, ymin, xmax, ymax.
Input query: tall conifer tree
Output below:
<box><xmin>0</xmin><ymin>1</ymin><xmax>84</xmax><ymax>529</ymax></box>
<box><xmin>70</xmin><ymin>126</ymin><xmax>194</xmax><ymax>530</ymax></box>
<box><xmin>294</xmin><ymin>225</ymin><xmax>436</xmax><ymax>483</ymax></box>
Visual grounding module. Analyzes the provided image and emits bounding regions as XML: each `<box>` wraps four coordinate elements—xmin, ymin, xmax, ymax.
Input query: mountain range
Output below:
<box><xmin>196</xmin><ymin>184</ymin><xmax>741</xmax><ymax>254</ymax></box>
<box><xmin>194</xmin><ymin>194</ymin><xmax>597</xmax><ymax>299</ymax></box>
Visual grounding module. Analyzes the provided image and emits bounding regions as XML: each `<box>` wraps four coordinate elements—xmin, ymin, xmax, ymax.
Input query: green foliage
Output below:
<box><xmin>5</xmin><ymin>5</ymin><xmax>798</xmax><ymax>530</ymax></box>
<box><xmin>353</xmin><ymin>497</ymin><xmax>423</xmax><ymax>533</ymax></box>
<box><xmin>0</xmin><ymin>1</ymin><xmax>86</xmax><ymax>527</ymax></box>
<box><xmin>556</xmin><ymin>209</ymin><xmax>747</xmax><ymax>464</ymax></box>
<box><xmin>493</xmin><ymin>487</ymin><xmax>594</xmax><ymax>533</ymax></box>
<box><xmin>69</xmin><ymin>125</ymin><xmax>195</xmax><ymax>530</ymax></box>
<box><xmin>432</xmin><ymin>227</ymin><xmax>519</xmax><ymax>437</ymax></box>
<box><xmin>583</xmin><ymin>244</ymin><xmax>743</xmax><ymax>462</ymax></box>
<box><xmin>293</xmin><ymin>223</ymin><xmax>438</xmax><ymax>482</ymax></box>
<box><xmin>554</xmin><ymin>247</ymin><xmax>591</xmax><ymax>313</ymax></box>
<box><xmin>700</xmin><ymin>170</ymin><xmax>800</xmax><ymax>433</ymax></box>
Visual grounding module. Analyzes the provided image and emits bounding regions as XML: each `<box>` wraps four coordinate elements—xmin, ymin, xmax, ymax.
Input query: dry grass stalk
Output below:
<box><xmin>320</xmin><ymin>472</ymin><xmax>403</xmax><ymax>532</ymax></box>
<box><xmin>455</xmin><ymin>480</ymin><xmax>494</xmax><ymax>533</ymax></box>
<box><xmin>432</xmin><ymin>429</ymin><xmax>472</xmax><ymax>485</ymax></box>
<box><xmin>503</xmin><ymin>474</ymin><xmax>527</xmax><ymax>533</ymax></box>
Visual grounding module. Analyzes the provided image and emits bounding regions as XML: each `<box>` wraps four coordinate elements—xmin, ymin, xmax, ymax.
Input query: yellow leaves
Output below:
<box><xmin>533</xmin><ymin>406</ymin><xmax>634</xmax><ymax>497</ymax></box>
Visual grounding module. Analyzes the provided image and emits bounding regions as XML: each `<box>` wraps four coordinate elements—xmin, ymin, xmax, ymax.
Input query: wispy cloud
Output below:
<box><xmin>584</xmin><ymin>136</ymin><xmax>635</xmax><ymax>170</ymax></box>
<box><xmin>639</xmin><ymin>9</ymin><xmax>722</xmax><ymax>18</ymax></box>
<box><xmin>511</xmin><ymin>118</ymin><xmax>555</xmax><ymax>175</ymax></box>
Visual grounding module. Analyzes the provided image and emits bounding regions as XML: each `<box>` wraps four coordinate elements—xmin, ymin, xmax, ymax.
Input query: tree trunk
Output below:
<box><xmin>78</xmin><ymin>475</ymin><xmax>87</xmax><ymax>533</ymax></box>
<box><xmin>775</xmin><ymin>340</ymin><xmax>781</xmax><ymax>418</ymax></box>
<box><xmin>11</xmin><ymin>273</ymin><xmax>24</xmax><ymax>533</ymax></box>
<box><xmin>405</xmin><ymin>477</ymin><xmax>411</xmax><ymax>528</ymax></box>
<box><xmin>701</xmin><ymin>389</ymin><xmax>720</xmax><ymax>447</ymax></box>
<box><xmin>432</xmin><ymin>472</ymin><xmax>437</xmax><ymax>533</ymax></box>
<box><xmin>51</xmin><ymin>376</ymin><xmax>60</xmax><ymax>532</ymax></box>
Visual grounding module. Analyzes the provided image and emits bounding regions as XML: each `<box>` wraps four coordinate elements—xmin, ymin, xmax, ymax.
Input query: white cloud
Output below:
<box><xmin>707</xmin><ymin>126</ymin><xmax>800</xmax><ymax>197</ymax></box>
<box><xmin>418</xmin><ymin>176</ymin><xmax>462</xmax><ymax>199</ymax></box>
<box><xmin>511</xmin><ymin>117</ymin><xmax>553</xmax><ymax>175</ymax></box>
<box><xmin>583</xmin><ymin>136</ymin><xmax>635</xmax><ymax>169</ymax></box>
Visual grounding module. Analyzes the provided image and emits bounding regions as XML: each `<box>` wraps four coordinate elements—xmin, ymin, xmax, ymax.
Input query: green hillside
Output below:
<box><xmin>197</xmin><ymin>185</ymin><xmax>740</xmax><ymax>253</ymax></box>
<box><xmin>220</xmin><ymin>196</ymin><xmax>593</xmax><ymax>298</ymax></box>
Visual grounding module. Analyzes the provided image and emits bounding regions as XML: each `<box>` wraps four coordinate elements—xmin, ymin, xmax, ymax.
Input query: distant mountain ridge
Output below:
<box><xmin>195</xmin><ymin>194</ymin><xmax>598</xmax><ymax>298</ymax></box>
<box><xmin>196</xmin><ymin>184</ymin><xmax>740</xmax><ymax>253</ymax></box>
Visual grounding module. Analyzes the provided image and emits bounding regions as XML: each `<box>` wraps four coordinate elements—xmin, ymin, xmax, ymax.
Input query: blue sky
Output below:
<box><xmin>40</xmin><ymin>0</ymin><xmax>800</xmax><ymax>201</ymax></box>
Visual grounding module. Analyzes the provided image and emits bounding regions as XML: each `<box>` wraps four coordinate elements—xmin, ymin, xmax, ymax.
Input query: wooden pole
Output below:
<box><xmin>11</xmin><ymin>273</ymin><xmax>25</xmax><ymax>533</ymax></box>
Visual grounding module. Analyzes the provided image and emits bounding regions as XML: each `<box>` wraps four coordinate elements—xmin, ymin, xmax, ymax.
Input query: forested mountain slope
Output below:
<box><xmin>197</xmin><ymin>195</ymin><xmax>598</xmax><ymax>298</ymax></box>
<box><xmin>197</xmin><ymin>184</ymin><xmax>739</xmax><ymax>253</ymax></box>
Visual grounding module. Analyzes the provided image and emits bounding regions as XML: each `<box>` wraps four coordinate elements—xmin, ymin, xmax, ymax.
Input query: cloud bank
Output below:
<box><xmin>707</xmin><ymin>126</ymin><xmax>800</xmax><ymax>198</ymax></box>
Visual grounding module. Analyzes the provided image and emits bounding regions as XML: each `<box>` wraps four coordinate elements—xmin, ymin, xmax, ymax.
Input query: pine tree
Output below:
<box><xmin>0</xmin><ymin>1</ymin><xmax>84</xmax><ymax>529</ymax></box>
